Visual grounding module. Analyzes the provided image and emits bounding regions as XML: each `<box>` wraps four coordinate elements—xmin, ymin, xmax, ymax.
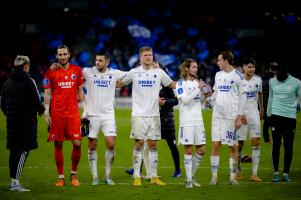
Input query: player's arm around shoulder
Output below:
<box><xmin>120</xmin><ymin>68</ymin><xmax>135</xmax><ymax>85</ymax></box>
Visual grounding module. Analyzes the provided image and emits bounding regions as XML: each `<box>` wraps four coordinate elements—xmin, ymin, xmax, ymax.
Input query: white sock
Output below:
<box><xmin>210</xmin><ymin>156</ymin><xmax>219</xmax><ymax>178</ymax></box>
<box><xmin>237</xmin><ymin>149</ymin><xmax>242</xmax><ymax>171</ymax></box>
<box><xmin>184</xmin><ymin>154</ymin><xmax>193</xmax><ymax>181</ymax></box>
<box><xmin>133</xmin><ymin>149</ymin><xmax>142</xmax><ymax>178</ymax></box>
<box><xmin>105</xmin><ymin>149</ymin><xmax>115</xmax><ymax>179</ymax></box>
<box><xmin>192</xmin><ymin>153</ymin><xmax>203</xmax><ymax>178</ymax></box>
<box><xmin>149</xmin><ymin>149</ymin><xmax>158</xmax><ymax>178</ymax></box>
<box><xmin>88</xmin><ymin>149</ymin><xmax>98</xmax><ymax>179</ymax></box>
<box><xmin>143</xmin><ymin>144</ymin><xmax>151</xmax><ymax>178</ymax></box>
<box><xmin>58</xmin><ymin>174</ymin><xmax>65</xmax><ymax>179</ymax></box>
<box><xmin>229</xmin><ymin>157</ymin><xmax>236</xmax><ymax>179</ymax></box>
<box><xmin>11</xmin><ymin>178</ymin><xmax>19</xmax><ymax>186</ymax></box>
<box><xmin>252</xmin><ymin>146</ymin><xmax>260</xmax><ymax>176</ymax></box>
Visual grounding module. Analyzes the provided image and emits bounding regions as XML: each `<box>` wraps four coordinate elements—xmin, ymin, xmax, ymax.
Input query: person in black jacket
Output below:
<box><xmin>1</xmin><ymin>55</ymin><xmax>45</xmax><ymax>192</ymax></box>
<box><xmin>159</xmin><ymin>64</ymin><xmax>181</xmax><ymax>177</ymax></box>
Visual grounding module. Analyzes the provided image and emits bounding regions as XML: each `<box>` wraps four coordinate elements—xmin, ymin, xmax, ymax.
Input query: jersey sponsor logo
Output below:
<box><xmin>58</xmin><ymin>81</ymin><xmax>75</xmax><ymax>88</ymax></box>
<box><xmin>246</xmin><ymin>91</ymin><xmax>257</xmax><ymax>98</ymax></box>
<box><xmin>94</xmin><ymin>79</ymin><xmax>111</xmax><ymax>87</ymax></box>
<box><xmin>43</xmin><ymin>79</ymin><xmax>49</xmax><ymax>86</ymax></box>
<box><xmin>218</xmin><ymin>85</ymin><xmax>231</xmax><ymax>92</ymax></box>
<box><xmin>138</xmin><ymin>80</ymin><xmax>155</xmax><ymax>87</ymax></box>
<box><xmin>73</xmin><ymin>134</ymin><xmax>80</xmax><ymax>137</ymax></box>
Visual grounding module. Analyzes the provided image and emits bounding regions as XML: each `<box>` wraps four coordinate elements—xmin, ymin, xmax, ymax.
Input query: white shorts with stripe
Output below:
<box><xmin>88</xmin><ymin>115</ymin><xmax>116</xmax><ymax>139</ymax></box>
<box><xmin>130</xmin><ymin>116</ymin><xmax>161</xmax><ymax>140</ymax></box>
<box><xmin>178</xmin><ymin>125</ymin><xmax>206</xmax><ymax>145</ymax></box>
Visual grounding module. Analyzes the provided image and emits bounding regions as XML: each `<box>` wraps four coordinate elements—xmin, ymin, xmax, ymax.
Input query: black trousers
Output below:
<box><xmin>161</xmin><ymin>129</ymin><xmax>180</xmax><ymax>172</ymax></box>
<box><xmin>270</xmin><ymin>115</ymin><xmax>296</xmax><ymax>174</ymax></box>
<box><xmin>263</xmin><ymin>113</ymin><xmax>271</xmax><ymax>142</ymax></box>
<box><xmin>165</xmin><ymin>137</ymin><xmax>181</xmax><ymax>172</ymax></box>
<box><xmin>9</xmin><ymin>149</ymin><xmax>29</xmax><ymax>179</ymax></box>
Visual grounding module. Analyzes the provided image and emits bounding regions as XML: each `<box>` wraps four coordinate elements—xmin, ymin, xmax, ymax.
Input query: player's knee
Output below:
<box><xmin>230</xmin><ymin>146</ymin><xmax>237</xmax><ymax>154</ymax></box>
<box><xmin>72</xmin><ymin>140</ymin><xmax>81</xmax><ymax>148</ymax></box>
<box><xmin>185</xmin><ymin>148</ymin><xmax>193</xmax><ymax>155</ymax></box>
<box><xmin>212</xmin><ymin>142</ymin><xmax>220</xmax><ymax>151</ymax></box>
<box><xmin>197</xmin><ymin>149</ymin><xmax>205</xmax><ymax>156</ymax></box>
<box><xmin>107</xmin><ymin>143</ymin><xmax>115</xmax><ymax>151</ymax></box>
<box><xmin>89</xmin><ymin>143</ymin><xmax>97</xmax><ymax>151</ymax></box>
<box><xmin>54</xmin><ymin>142</ymin><xmax>63</xmax><ymax>149</ymax></box>
<box><xmin>251</xmin><ymin>138</ymin><xmax>260</xmax><ymax>147</ymax></box>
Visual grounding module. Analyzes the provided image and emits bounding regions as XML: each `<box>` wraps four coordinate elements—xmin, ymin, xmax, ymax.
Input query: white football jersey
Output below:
<box><xmin>213</xmin><ymin>69</ymin><xmax>246</xmax><ymax>119</ymax></box>
<box><xmin>243</xmin><ymin>74</ymin><xmax>262</xmax><ymax>116</ymax></box>
<box><xmin>175</xmin><ymin>79</ymin><xmax>204</xmax><ymax>127</ymax></box>
<box><xmin>83</xmin><ymin>67</ymin><xmax>127</xmax><ymax>116</ymax></box>
<box><xmin>121</xmin><ymin>65</ymin><xmax>173</xmax><ymax>116</ymax></box>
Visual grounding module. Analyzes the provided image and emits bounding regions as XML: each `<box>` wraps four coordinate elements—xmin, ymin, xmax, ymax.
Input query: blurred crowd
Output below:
<box><xmin>1</xmin><ymin>0</ymin><xmax>300</xmax><ymax>95</ymax></box>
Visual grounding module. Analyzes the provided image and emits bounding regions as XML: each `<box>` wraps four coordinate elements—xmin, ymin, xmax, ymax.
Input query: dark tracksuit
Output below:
<box><xmin>1</xmin><ymin>67</ymin><xmax>44</xmax><ymax>180</ymax></box>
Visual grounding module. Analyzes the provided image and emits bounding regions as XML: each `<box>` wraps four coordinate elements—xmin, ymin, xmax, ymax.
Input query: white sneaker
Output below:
<box><xmin>209</xmin><ymin>177</ymin><xmax>218</xmax><ymax>185</ymax></box>
<box><xmin>104</xmin><ymin>178</ymin><xmax>116</xmax><ymax>185</ymax></box>
<box><xmin>141</xmin><ymin>175</ymin><xmax>151</xmax><ymax>181</ymax></box>
<box><xmin>91</xmin><ymin>178</ymin><xmax>99</xmax><ymax>186</ymax></box>
<box><xmin>186</xmin><ymin>181</ymin><xmax>193</xmax><ymax>188</ymax></box>
<box><xmin>229</xmin><ymin>178</ymin><xmax>239</xmax><ymax>185</ymax></box>
<box><xmin>192</xmin><ymin>179</ymin><xmax>201</xmax><ymax>187</ymax></box>
<box><xmin>9</xmin><ymin>184</ymin><xmax>30</xmax><ymax>192</ymax></box>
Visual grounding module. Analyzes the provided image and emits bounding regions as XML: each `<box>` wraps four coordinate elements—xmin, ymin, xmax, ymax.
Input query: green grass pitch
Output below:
<box><xmin>0</xmin><ymin>109</ymin><xmax>300</xmax><ymax>200</ymax></box>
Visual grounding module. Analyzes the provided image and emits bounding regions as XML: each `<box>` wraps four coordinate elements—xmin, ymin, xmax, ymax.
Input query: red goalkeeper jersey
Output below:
<box><xmin>43</xmin><ymin>63</ymin><xmax>84</xmax><ymax>118</ymax></box>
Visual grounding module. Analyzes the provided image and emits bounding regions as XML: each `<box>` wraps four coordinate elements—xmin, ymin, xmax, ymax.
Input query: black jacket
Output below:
<box><xmin>1</xmin><ymin>68</ymin><xmax>45</xmax><ymax>150</ymax></box>
<box><xmin>159</xmin><ymin>85</ymin><xmax>178</xmax><ymax>138</ymax></box>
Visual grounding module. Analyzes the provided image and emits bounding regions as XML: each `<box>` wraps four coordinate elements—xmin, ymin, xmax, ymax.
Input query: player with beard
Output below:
<box><xmin>82</xmin><ymin>51</ymin><xmax>127</xmax><ymax>186</ymax></box>
<box><xmin>43</xmin><ymin>45</ymin><xmax>85</xmax><ymax>187</ymax></box>
<box><xmin>174</xmin><ymin>58</ymin><xmax>209</xmax><ymax>188</ymax></box>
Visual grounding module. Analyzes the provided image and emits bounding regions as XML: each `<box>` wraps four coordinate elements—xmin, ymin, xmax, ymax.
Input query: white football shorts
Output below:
<box><xmin>211</xmin><ymin>116</ymin><xmax>237</xmax><ymax>146</ymax></box>
<box><xmin>130</xmin><ymin>116</ymin><xmax>161</xmax><ymax>140</ymax></box>
<box><xmin>237</xmin><ymin>114</ymin><xmax>261</xmax><ymax>141</ymax></box>
<box><xmin>88</xmin><ymin>115</ymin><xmax>116</xmax><ymax>139</ymax></box>
<box><xmin>178</xmin><ymin>125</ymin><xmax>206</xmax><ymax>145</ymax></box>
